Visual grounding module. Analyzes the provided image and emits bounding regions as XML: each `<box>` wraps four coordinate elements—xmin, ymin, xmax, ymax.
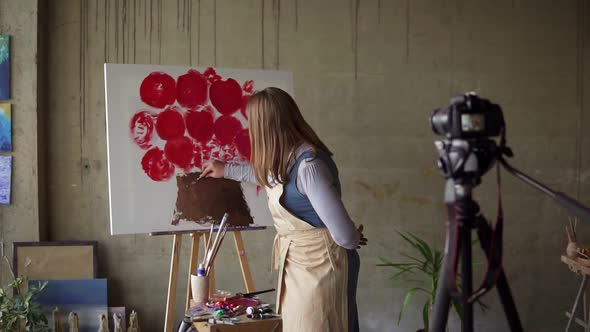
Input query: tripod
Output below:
<box><xmin>430</xmin><ymin>139</ymin><xmax>523</xmax><ymax>332</ymax></box>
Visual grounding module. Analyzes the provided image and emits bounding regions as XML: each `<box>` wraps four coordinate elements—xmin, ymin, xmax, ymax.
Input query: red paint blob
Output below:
<box><xmin>192</xmin><ymin>145</ymin><xmax>203</xmax><ymax>170</ymax></box>
<box><xmin>129</xmin><ymin>110</ymin><xmax>155</xmax><ymax>149</ymax></box>
<box><xmin>214</xmin><ymin>115</ymin><xmax>243</xmax><ymax>146</ymax></box>
<box><xmin>234</xmin><ymin>129</ymin><xmax>251</xmax><ymax>161</ymax></box>
<box><xmin>242</xmin><ymin>80</ymin><xmax>254</xmax><ymax>94</ymax></box>
<box><xmin>210</xmin><ymin>78</ymin><xmax>243</xmax><ymax>115</ymax></box>
<box><xmin>164</xmin><ymin>136</ymin><xmax>194</xmax><ymax>170</ymax></box>
<box><xmin>240</xmin><ymin>95</ymin><xmax>250</xmax><ymax>119</ymax></box>
<box><xmin>185</xmin><ymin>110</ymin><xmax>214</xmax><ymax>144</ymax></box>
<box><xmin>204</xmin><ymin>67</ymin><xmax>221</xmax><ymax>83</ymax></box>
<box><xmin>140</xmin><ymin>72</ymin><xmax>176</xmax><ymax>108</ymax></box>
<box><xmin>156</xmin><ymin>107</ymin><xmax>185</xmax><ymax>140</ymax></box>
<box><xmin>141</xmin><ymin>147</ymin><xmax>175</xmax><ymax>181</ymax></box>
<box><xmin>177</xmin><ymin>70</ymin><xmax>208</xmax><ymax>109</ymax></box>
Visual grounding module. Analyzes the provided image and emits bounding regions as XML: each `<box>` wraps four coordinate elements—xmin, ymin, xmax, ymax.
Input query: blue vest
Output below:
<box><xmin>280</xmin><ymin>150</ymin><xmax>340</xmax><ymax>228</ymax></box>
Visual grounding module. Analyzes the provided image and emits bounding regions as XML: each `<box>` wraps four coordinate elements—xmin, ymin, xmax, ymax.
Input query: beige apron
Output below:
<box><xmin>267</xmin><ymin>183</ymin><xmax>349</xmax><ymax>332</ymax></box>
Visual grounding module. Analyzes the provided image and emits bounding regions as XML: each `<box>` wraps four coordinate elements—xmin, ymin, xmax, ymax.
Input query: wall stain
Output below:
<box><xmin>177</xmin><ymin>0</ymin><xmax>181</xmax><ymax>28</ymax></box>
<box><xmin>350</xmin><ymin>0</ymin><xmax>360</xmax><ymax>78</ymax></box>
<box><xmin>377</xmin><ymin>0</ymin><xmax>381</xmax><ymax>24</ymax></box>
<box><xmin>405</xmin><ymin>0</ymin><xmax>410</xmax><ymax>64</ymax></box>
<box><xmin>122</xmin><ymin>0</ymin><xmax>127</xmax><ymax>63</ymax></box>
<box><xmin>574</xmin><ymin>0</ymin><xmax>586</xmax><ymax>199</ymax></box>
<box><xmin>294</xmin><ymin>0</ymin><xmax>298</xmax><ymax>31</ymax></box>
<box><xmin>158</xmin><ymin>0</ymin><xmax>163</xmax><ymax>64</ymax></box>
<box><xmin>353</xmin><ymin>180</ymin><xmax>399</xmax><ymax>200</ymax></box>
<box><xmin>354</xmin><ymin>0</ymin><xmax>359</xmax><ymax>79</ymax></box>
<box><xmin>149</xmin><ymin>0</ymin><xmax>153</xmax><ymax>63</ymax></box>
<box><xmin>273</xmin><ymin>0</ymin><xmax>281</xmax><ymax>69</ymax></box>
<box><xmin>115</xmin><ymin>0</ymin><xmax>119</xmax><ymax>61</ymax></box>
<box><xmin>95</xmin><ymin>0</ymin><xmax>99</xmax><ymax>31</ymax></box>
<box><xmin>261</xmin><ymin>0</ymin><xmax>265</xmax><ymax>68</ymax></box>
<box><xmin>133</xmin><ymin>0</ymin><xmax>137</xmax><ymax>63</ymax></box>
<box><xmin>213</xmin><ymin>0</ymin><xmax>217</xmax><ymax>66</ymax></box>
<box><xmin>399</xmin><ymin>196</ymin><xmax>433</xmax><ymax>206</ymax></box>
<box><xmin>104</xmin><ymin>0</ymin><xmax>109</xmax><ymax>61</ymax></box>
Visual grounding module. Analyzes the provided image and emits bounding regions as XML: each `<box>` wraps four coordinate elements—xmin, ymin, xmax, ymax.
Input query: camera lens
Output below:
<box><xmin>431</xmin><ymin>107</ymin><xmax>450</xmax><ymax>136</ymax></box>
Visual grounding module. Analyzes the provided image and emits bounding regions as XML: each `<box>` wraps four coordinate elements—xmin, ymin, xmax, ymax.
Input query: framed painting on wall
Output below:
<box><xmin>13</xmin><ymin>241</ymin><xmax>98</xmax><ymax>280</ymax></box>
<box><xmin>0</xmin><ymin>35</ymin><xmax>9</xmax><ymax>100</ymax></box>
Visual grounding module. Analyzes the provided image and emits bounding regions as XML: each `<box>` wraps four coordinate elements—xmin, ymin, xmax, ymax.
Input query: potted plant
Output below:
<box><xmin>0</xmin><ymin>275</ymin><xmax>51</xmax><ymax>332</ymax></box>
<box><xmin>377</xmin><ymin>231</ymin><xmax>486</xmax><ymax>332</ymax></box>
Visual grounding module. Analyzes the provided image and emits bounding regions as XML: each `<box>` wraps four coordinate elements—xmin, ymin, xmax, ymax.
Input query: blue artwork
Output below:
<box><xmin>30</xmin><ymin>279</ymin><xmax>108</xmax><ymax>332</ymax></box>
<box><xmin>0</xmin><ymin>35</ymin><xmax>8</xmax><ymax>100</ymax></box>
<box><xmin>0</xmin><ymin>156</ymin><xmax>11</xmax><ymax>205</ymax></box>
<box><xmin>0</xmin><ymin>103</ymin><xmax>11</xmax><ymax>151</ymax></box>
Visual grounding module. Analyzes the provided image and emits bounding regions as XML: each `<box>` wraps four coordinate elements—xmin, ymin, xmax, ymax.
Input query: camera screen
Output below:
<box><xmin>461</xmin><ymin>113</ymin><xmax>485</xmax><ymax>132</ymax></box>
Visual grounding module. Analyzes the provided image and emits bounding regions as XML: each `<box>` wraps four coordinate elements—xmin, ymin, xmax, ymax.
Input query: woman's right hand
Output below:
<box><xmin>200</xmin><ymin>160</ymin><xmax>225</xmax><ymax>179</ymax></box>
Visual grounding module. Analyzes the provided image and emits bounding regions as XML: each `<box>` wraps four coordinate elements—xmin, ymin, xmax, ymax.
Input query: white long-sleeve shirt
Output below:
<box><xmin>224</xmin><ymin>144</ymin><xmax>360</xmax><ymax>249</ymax></box>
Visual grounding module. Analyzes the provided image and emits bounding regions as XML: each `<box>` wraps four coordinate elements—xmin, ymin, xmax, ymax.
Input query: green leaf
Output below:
<box><xmin>407</xmin><ymin>232</ymin><xmax>435</xmax><ymax>264</ymax></box>
<box><xmin>400</xmin><ymin>253</ymin><xmax>426</xmax><ymax>265</ymax></box>
<box><xmin>398</xmin><ymin>287</ymin><xmax>421</xmax><ymax>324</ymax></box>
<box><xmin>422</xmin><ymin>301</ymin><xmax>430</xmax><ymax>329</ymax></box>
<box><xmin>452</xmin><ymin>299</ymin><xmax>463</xmax><ymax>321</ymax></box>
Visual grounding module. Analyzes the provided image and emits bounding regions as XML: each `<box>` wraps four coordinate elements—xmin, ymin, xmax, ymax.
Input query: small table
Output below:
<box><xmin>193</xmin><ymin>316</ymin><xmax>282</xmax><ymax>332</ymax></box>
<box><xmin>562</xmin><ymin>255</ymin><xmax>590</xmax><ymax>331</ymax></box>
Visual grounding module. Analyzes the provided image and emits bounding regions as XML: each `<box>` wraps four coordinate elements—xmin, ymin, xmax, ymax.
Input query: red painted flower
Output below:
<box><xmin>185</xmin><ymin>109</ymin><xmax>214</xmax><ymax>144</ymax></box>
<box><xmin>140</xmin><ymin>72</ymin><xmax>176</xmax><ymax>108</ymax></box>
<box><xmin>210</xmin><ymin>78</ymin><xmax>243</xmax><ymax>115</ymax></box>
<box><xmin>156</xmin><ymin>106</ymin><xmax>185</xmax><ymax>140</ymax></box>
<box><xmin>214</xmin><ymin>115</ymin><xmax>243</xmax><ymax>146</ymax></box>
<box><xmin>141</xmin><ymin>147</ymin><xmax>175</xmax><ymax>181</ymax></box>
<box><xmin>234</xmin><ymin>129</ymin><xmax>251</xmax><ymax>161</ymax></box>
<box><xmin>129</xmin><ymin>110</ymin><xmax>155</xmax><ymax>149</ymax></box>
<box><xmin>164</xmin><ymin>136</ymin><xmax>194</xmax><ymax>170</ymax></box>
<box><xmin>177</xmin><ymin>70</ymin><xmax>208</xmax><ymax>109</ymax></box>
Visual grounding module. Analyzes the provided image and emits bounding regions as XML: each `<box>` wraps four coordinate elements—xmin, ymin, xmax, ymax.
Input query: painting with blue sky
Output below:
<box><xmin>0</xmin><ymin>103</ymin><xmax>11</xmax><ymax>151</ymax></box>
<box><xmin>0</xmin><ymin>35</ymin><xmax>9</xmax><ymax>99</ymax></box>
<box><xmin>0</xmin><ymin>156</ymin><xmax>11</xmax><ymax>205</ymax></box>
<box><xmin>30</xmin><ymin>279</ymin><xmax>108</xmax><ymax>332</ymax></box>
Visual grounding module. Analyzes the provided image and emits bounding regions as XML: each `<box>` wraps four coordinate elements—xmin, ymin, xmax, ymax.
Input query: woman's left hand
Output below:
<box><xmin>357</xmin><ymin>224</ymin><xmax>368</xmax><ymax>249</ymax></box>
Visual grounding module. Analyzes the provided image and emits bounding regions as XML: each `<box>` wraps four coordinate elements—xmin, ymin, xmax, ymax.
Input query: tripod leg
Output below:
<box><xmin>566</xmin><ymin>275</ymin><xmax>589</xmax><ymax>331</ymax></box>
<box><xmin>476</xmin><ymin>219</ymin><xmax>523</xmax><ymax>332</ymax></box>
<box><xmin>461</xmin><ymin>219</ymin><xmax>474</xmax><ymax>332</ymax></box>
<box><xmin>431</xmin><ymin>209</ymin><xmax>460</xmax><ymax>332</ymax></box>
<box><xmin>431</xmin><ymin>251</ymin><xmax>453</xmax><ymax>332</ymax></box>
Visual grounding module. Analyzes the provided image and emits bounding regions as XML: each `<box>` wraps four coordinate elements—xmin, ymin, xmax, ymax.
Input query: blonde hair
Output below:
<box><xmin>247</xmin><ymin>87</ymin><xmax>332</xmax><ymax>187</ymax></box>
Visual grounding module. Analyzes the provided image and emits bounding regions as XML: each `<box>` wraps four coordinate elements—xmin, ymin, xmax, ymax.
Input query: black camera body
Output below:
<box><xmin>431</xmin><ymin>92</ymin><xmax>504</xmax><ymax>139</ymax></box>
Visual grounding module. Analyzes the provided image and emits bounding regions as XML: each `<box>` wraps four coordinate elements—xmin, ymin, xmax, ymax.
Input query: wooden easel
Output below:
<box><xmin>151</xmin><ymin>226</ymin><xmax>266</xmax><ymax>332</ymax></box>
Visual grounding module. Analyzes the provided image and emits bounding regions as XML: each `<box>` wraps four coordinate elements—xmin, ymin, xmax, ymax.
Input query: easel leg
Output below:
<box><xmin>233</xmin><ymin>231</ymin><xmax>255</xmax><ymax>293</ymax></box>
<box><xmin>186</xmin><ymin>233</ymin><xmax>201</xmax><ymax>310</ymax></box>
<box><xmin>566</xmin><ymin>275</ymin><xmax>589</xmax><ymax>331</ymax></box>
<box><xmin>165</xmin><ymin>234</ymin><xmax>182</xmax><ymax>332</ymax></box>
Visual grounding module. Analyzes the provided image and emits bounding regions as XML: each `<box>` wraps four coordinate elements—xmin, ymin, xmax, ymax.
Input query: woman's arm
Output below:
<box><xmin>224</xmin><ymin>162</ymin><xmax>258</xmax><ymax>184</ymax></box>
<box><xmin>201</xmin><ymin>160</ymin><xmax>258</xmax><ymax>184</ymax></box>
<box><xmin>298</xmin><ymin>159</ymin><xmax>361</xmax><ymax>249</ymax></box>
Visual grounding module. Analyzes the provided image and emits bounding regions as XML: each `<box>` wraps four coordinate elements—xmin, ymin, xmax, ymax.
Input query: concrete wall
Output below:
<box><xmin>0</xmin><ymin>0</ymin><xmax>41</xmax><ymax>286</ymax></box>
<box><xmin>41</xmin><ymin>0</ymin><xmax>589</xmax><ymax>331</ymax></box>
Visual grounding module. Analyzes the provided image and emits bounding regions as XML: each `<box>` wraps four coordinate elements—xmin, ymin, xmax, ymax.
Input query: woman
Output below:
<box><xmin>201</xmin><ymin>87</ymin><xmax>367</xmax><ymax>332</ymax></box>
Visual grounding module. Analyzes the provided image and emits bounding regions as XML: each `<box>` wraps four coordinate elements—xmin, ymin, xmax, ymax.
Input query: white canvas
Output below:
<box><xmin>104</xmin><ymin>63</ymin><xmax>293</xmax><ymax>235</ymax></box>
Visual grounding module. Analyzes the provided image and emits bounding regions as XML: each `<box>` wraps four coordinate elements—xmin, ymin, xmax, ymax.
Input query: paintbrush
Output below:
<box><xmin>206</xmin><ymin>220</ymin><xmax>229</xmax><ymax>276</ymax></box>
<box><xmin>204</xmin><ymin>213</ymin><xmax>229</xmax><ymax>272</ymax></box>
<box><xmin>205</xmin><ymin>223</ymin><xmax>215</xmax><ymax>254</ymax></box>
